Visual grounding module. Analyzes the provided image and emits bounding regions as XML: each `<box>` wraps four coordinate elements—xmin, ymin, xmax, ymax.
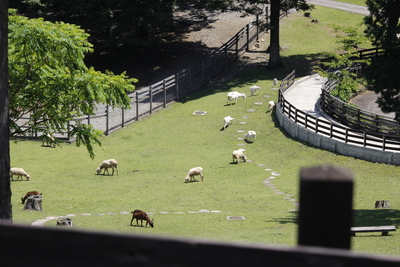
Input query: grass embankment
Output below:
<box><xmin>11</xmin><ymin>7</ymin><xmax>400</xmax><ymax>256</ymax></box>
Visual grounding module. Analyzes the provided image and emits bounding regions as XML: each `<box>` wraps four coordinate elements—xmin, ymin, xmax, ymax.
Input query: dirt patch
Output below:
<box><xmin>85</xmin><ymin>10</ymin><xmax>268</xmax><ymax>88</ymax></box>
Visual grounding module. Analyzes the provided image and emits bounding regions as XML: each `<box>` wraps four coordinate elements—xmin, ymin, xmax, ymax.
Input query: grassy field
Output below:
<box><xmin>10</xmin><ymin>6</ymin><xmax>400</xmax><ymax>257</ymax></box>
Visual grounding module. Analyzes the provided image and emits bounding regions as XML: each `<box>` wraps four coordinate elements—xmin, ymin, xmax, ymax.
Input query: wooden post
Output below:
<box><xmin>105</xmin><ymin>105</ymin><xmax>109</xmax><ymax>136</ymax></box>
<box><xmin>149</xmin><ymin>86</ymin><xmax>153</xmax><ymax>114</ymax></box>
<box><xmin>121</xmin><ymin>107</ymin><xmax>125</xmax><ymax>128</ymax></box>
<box><xmin>246</xmin><ymin>24</ymin><xmax>250</xmax><ymax>52</ymax></box>
<box><xmin>136</xmin><ymin>91</ymin><xmax>139</xmax><ymax>121</ymax></box>
<box><xmin>298</xmin><ymin>165</ymin><xmax>353</xmax><ymax>250</ymax></box>
<box><xmin>163</xmin><ymin>80</ymin><xmax>167</xmax><ymax>108</ymax></box>
<box><xmin>175</xmin><ymin>73</ymin><xmax>179</xmax><ymax>101</ymax></box>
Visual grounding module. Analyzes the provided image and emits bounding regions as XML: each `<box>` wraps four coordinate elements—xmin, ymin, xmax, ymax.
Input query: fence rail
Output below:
<box><xmin>278</xmin><ymin>71</ymin><xmax>400</xmax><ymax>154</ymax></box>
<box><xmin>320</xmin><ymin>79</ymin><xmax>400</xmax><ymax>136</ymax></box>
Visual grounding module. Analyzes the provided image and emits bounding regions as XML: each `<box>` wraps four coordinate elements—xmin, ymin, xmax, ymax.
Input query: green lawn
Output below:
<box><xmin>10</xmin><ymin>7</ymin><xmax>400</xmax><ymax>257</ymax></box>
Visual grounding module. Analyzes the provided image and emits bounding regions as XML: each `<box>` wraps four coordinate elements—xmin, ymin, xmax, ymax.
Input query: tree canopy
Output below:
<box><xmin>363</xmin><ymin>0</ymin><xmax>400</xmax><ymax>120</ymax></box>
<box><xmin>8</xmin><ymin>11</ymin><xmax>137</xmax><ymax>158</ymax></box>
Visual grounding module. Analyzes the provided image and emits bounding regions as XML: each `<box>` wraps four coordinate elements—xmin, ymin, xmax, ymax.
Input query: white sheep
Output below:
<box><xmin>223</xmin><ymin>116</ymin><xmax>235</xmax><ymax>130</ymax></box>
<box><xmin>268</xmin><ymin>100</ymin><xmax>275</xmax><ymax>111</ymax></box>
<box><xmin>273</xmin><ymin>78</ymin><xmax>278</xmax><ymax>86</ymax></box>
<box><xmin>249</xmin><ymin>85</ymin><xmax>261</xmax><ymax>96</ymax></box>
<box><xmin>96</xmin><ymin>159</ymin><xmax>118</xmax><ymax>175</ymax></box>
<box><xmin>245</xmin><ymin>130</ymin><xmax>256</xmax><ymax>142</ymax></box>
<box><xmin>232</xmin><ymin>149</ymin><xmax>247</xmax><ymax>164</ymax></box>
<box><xmin>227</xmin><ymin>91</ymin><xmax>246</xmax><ymax>105</ymax></box>
<box><xmin>184</xmin><ymin>167</ymin><xmax>204</xmax><ymax>182</ymax></box>
<box><xmin>10</xmin><ymin>167</ymin><xmax>30</xmax><ymax>181</ymax></box>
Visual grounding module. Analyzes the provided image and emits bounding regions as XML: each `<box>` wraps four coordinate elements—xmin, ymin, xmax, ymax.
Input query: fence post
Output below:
<box><xmin>246</xmin><ymin>24</ymin><xmax>250</xmax><ymax>52</ymax></box>
<box><xmin>105</xmin><ymin>105</ymin><xmax>109</xmax><ymax>136</ymax></box>
<box><xmin>87</xmin><ymin>114</ymin><xmax>90</xmax><ymax>125</ymax></box>
<box><xmin>175</xmin><ymin>73</ymin><xmax>179</xmax><ymax>101</ymax></box>
<box><xmin>136</xmin><ymin>91</ymin><xmax>139</xmax><ymax>121</ymax></box>
<box><xmin>149</xmin><ymin>86</ymin><xmax>153</xmax><ymax>114</ymax></box>
<box><xmin>163</xmin><ymin>80</ymin><xmax>167</xmax><ymax>108</ymax></box>
<box><xmin>235</xmin><ymin>33</ymin><xmax>239</xmax><ymax>58</ymax></box>
<box><xmin>298</xmin><ymin>165</ymin><xmax>353</xmax><ymax>250</ymax></box>
<box><xmin>121</xmin><ymin>107</ymin><xmax>125</xmax><ymax>128</ymax></box>
<box><xmin>256</xmin><ymin>15</ymin><xmax>259</xmax><ymax>40</ymax></box>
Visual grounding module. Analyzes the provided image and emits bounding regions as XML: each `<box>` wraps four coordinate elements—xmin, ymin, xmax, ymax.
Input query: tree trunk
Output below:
<box><xmin>0</xmin><ymin>0</ymin><xmax>12</xmax><ymax>222</ymax></box>
<box><xmin>267</xmin><ymin>0</ymin><xmax>284</xmax><ymax>69</ymax></box>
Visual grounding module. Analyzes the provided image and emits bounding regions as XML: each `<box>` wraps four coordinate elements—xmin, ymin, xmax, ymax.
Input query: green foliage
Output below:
<box><xmin>8</xmin><ymin>12</ymin><xmax>137</xmax><ymax>158</ymax></box>
<box><xmin>316</xmin><ymin>25</ymin><xmax>369</xmax><ymax>101</ymax></box>
<box><xmin>363</xmin><ymin>0</ymin><xmax>400</xmax><ymax>121</ymax></box>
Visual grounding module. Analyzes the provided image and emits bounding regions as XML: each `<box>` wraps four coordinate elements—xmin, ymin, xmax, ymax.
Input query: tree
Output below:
<box><xmin>8</xmin><ymin>11</ymin><xmax>137</xmax><ymax>159</ymax></box>
<box><xmin>317</xmin><ymin>25</ymin><xmax>369</xmax><ymax>102</ymax></box>
<box><xmin>0</xmin><ymin>0</ymin><xmax>12</xmax><ymax>221</ymax></box>
<box><xmin>363</xmin><ymin>0</ymin><xmax>400</xmax><ymax>121</ymax></box>
<box><xmin>233</xmin><ymin>0</ymin><xmax>313</xmax><ymax>69</ymax></box>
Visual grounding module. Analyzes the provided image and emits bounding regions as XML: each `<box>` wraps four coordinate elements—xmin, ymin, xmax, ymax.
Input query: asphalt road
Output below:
<box><xmin>307</xmin><ymin>0</ymin><xmax>369</xmax><ymax>16</ymax></box>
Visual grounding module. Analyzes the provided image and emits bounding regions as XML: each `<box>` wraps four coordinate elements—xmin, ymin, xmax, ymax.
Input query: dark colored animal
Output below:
<box><xmin>21</xmin><ymin>191</ymin><xmax>41</xmax><ymax>204</ymax></box>
<box><xmin>130</xmin><ymin>209</ymin><xmax>154</xmax><ymax>227</ymax></box>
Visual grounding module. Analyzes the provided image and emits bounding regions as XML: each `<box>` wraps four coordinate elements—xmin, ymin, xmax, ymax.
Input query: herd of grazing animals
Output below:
<box><xmin>11</xmin><ymin>80</ymin><xmax>276</xmax><ymax>229</ymax></box>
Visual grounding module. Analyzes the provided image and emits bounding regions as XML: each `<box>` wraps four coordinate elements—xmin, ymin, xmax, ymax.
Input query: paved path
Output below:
<box><xmin>307</xmin><ymin>0</ymin><xmax>369</xmax><ymax>16</ymax></box>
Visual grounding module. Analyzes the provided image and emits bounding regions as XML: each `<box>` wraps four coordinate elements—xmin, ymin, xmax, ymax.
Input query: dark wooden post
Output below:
<box><xmin>175</xmin><ymin>73</ymin><xmax>179</xmax><ymax>101</ymax></box>
<box><xmin>135</xmin><ymin>91</ymin><xmax>139</xmax><ymax>121</ymax></box>
<box><xmin>121</xmin><ymin>107</ymin><xmax>125</xmax><ymax>128</ymax></box>
<box><xmin>105</xmin><ymin>105</ymin><xmax>109</xmax><ymax>136</ymax></box>
<box><xmin>298</xmin><ymin>165</ymin><xmax>353</xmax><ymax>250</ymax></box>
<box><xmin>246</xmin><ymin>24</ymin><xmax>250</xmax><ymax>52</ymax></box>
<box><xmin>149</xmin><ymin>86</ymin><xmax>153</xmax><ymax>114</ymax></box>
<box><xmin>163</xmin><ymin>80</ymin><xmax>167</xmax><ymax>108</ymax></box>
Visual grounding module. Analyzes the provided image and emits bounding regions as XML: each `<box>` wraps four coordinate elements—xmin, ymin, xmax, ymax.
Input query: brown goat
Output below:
<box><xmin>21</xmin><ymin>191</ymin><xmax>41</xmax><ymax>204</ymax></box>
<box><xmin>130</xmin><ymin>209</ymin><xmax>154</xmax><ymax>227</ymax></box>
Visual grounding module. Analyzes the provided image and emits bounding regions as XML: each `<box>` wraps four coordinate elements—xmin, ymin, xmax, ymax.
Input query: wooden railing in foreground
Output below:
<box><xmin>2</xmin><ymin>165</ymin><xmax>400</xmax><ymax>266</ymax></box>
<box><xmin>278</xmin><ymin>71</ymin><xmax>400</xmax><ymax>153</ymax></box>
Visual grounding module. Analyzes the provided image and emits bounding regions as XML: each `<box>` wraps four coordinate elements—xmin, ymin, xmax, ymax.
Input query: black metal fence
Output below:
<box><xmin>75</xmin><ymin>14</ymin><xmax>266</xmax><ymax>136</ymax></box>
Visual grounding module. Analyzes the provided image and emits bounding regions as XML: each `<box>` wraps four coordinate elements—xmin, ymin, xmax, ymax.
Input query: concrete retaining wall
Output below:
<box><xmin>276</xmin><ymin>103</ymin><xmax>400</xmax><ymax>166</ymax></box>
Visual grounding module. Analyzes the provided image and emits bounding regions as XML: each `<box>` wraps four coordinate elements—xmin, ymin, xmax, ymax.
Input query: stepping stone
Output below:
<box><xmin>173</xmin><ymin>212</ymin><xmax>184</xmax><ymax>214</ymax></box>
<box><xmin>46</xmin><ymin>216</ymin><xmax>59</xmax><ymax>220</ymax></box>
<box><xmin>271</xmin><ymin>172</ymin><xmax>281</xmax><ymax>176</ymax></box>
<box><xmin>238</xmin><ymin>137</ymin><xmax>244</xmax><ymax>140</ymax></box>
<box><xmin>254</xmin><ymin>102</ymin><xmax>263</xmax><ymax>105</ymax></box>
<box><xmin>192</xmin><ymin>110</ymin><xmax>207</xmax><ymax>115</ymax></box>
<box><xmin>227</xmin><ymin>216</ymin><xmax>245</xmax><ymax>220</ymax></box>
<box><xmin>269</xmin><ymin>177</ymin><xmax>275</xmax><ymax>179</ymax></box>
<box><xmin>119</xmin><ymin>212</ymin><xmax>130</xmax><ymax>215</ymax></box>
<box><xmin>187</xmin><ymin>211</ymin><xmax>197</xmax><ymax>213</ymax></box>
<box><xmin>80</xmin><ymin>213</ymin><xmax>91</xmax><ymax>216</ymax></box>
<box><xmin>265</xmin><ymin>168</ymin><xmax>272</xmax><ymax>171</ymax></box>
<box><xmin>198</xmin><ymin>209</ymin><xmax>210</xmax><ymax>213</ymax></box>
<box><xmin>276</xmin><ymin>192</ymin><xmax>284</xmax><ymax>194</ymax></box>
<box><xmin>95</xmin><ymin>213</ymin><xmax>105</xmax><ymax>215</ymax></box>
<box><xmin>238</xmin><ymin>121</ymin><xmax>246</xmax><ymax>124</ymax></box>
<box><xmin>106</xmin><ymin>213</ymin><xmax>116</xmax><ymax>215</ymax></box>
<box><xmin>147</xmin><ymin>212</ymin><xmax>155</xmax><ymax>215</ymax></box>
<box><xmin>264</xmin><ymin>95</ymin><xmax>271</xmax><ymax>98</ymax></box>
<box><xmin>246</xmin><ymin>159</ymin><xmax>254</xmax><ymax>162</ymax></box>
<box><xmin>247</xmin><ymin>109</ymin><xmax>256</xmax><ymax>112</ymax></box>
<box><xmin>242</xmin><ymin>116</ymin><xmax>248</xmax><ymax>119</ymax></box>
<box><xmin>160</xmin><ymin>211</ymin><xmax>170</xmax><ymax>214</ymax></box>
<box><xmin>65</xmin><ymin>214</ymin><xmax>77</xmax><ymax>217</ymax></box>
<box><xmin>237</xmin><ymin>130</ymin><xmax>245</xmax><ymax>132</ymax></box>
<box><xmin>257</xmin><ymin>164</ymin><xmax>266</xmax><ymax>167</ymax></box>
<box><xmin>211</xmin><ymin>210</ymin><xmax>221</xmax><ymax>213</ymax></box>
<box><xmin>237</xmin><ymin>143</ymin><xmax>246</xmax><ymax>146</ymax></box>
<box><xmin>271</xmin><ymin>87</ymin><xmax>279</xmax><ymax>90</ymax></box>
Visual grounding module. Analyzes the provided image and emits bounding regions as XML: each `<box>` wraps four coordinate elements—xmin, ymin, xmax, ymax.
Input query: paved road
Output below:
<box><xmin>307</xmin><ymin>0</ymin><xmax>369</xmax><ymax>16</ymax></box>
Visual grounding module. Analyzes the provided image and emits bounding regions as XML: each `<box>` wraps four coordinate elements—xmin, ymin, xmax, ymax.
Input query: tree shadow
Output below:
<box><xmin>265</xmin><ymin>210</ymin><xmax>298</xmax><ymax>225</ymax></box>
<box><xmin>352</xmin><ymin>209</ymin><xmax>400</xmax><ymax>227</ymax></box>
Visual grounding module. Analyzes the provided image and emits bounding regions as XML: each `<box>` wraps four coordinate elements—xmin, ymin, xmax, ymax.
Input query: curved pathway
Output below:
<box><xmin>307</xmin><ymin>0</ymin><xmax>369</xmax><ymax>16</ymax></box>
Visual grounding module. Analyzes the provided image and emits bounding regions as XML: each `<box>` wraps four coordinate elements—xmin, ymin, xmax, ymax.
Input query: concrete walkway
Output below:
<box><xmin>307</xmin><ymin>0</ymin><xmax>369</xmax><ymax>16</ymax></box>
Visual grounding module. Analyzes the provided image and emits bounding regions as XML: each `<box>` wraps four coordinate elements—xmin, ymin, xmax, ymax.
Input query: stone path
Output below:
<box><xmin>32</xmin><ymin>88</ymin><xmax>298</xmax><ymax>226</ymax></box>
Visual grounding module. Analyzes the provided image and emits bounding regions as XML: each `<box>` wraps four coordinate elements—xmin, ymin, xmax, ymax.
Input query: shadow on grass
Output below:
<box><xmin>353</xmin><ymin>209</ymin><xmax>400</xmax><ymax>228</ymax></box>
<box><xmin>266</xmin><ymin>210</ymin><xmax>298</xmax><ymax>225</ymax></box>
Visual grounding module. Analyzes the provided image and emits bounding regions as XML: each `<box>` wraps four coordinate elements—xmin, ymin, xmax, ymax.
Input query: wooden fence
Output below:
<box><xmin>21</xmin><ymin>13</ymin><xmax>264</xmax><ymax>139</ymax></box>
<box><xmin>278</xmin><ymin>71</ymin><xmax>400</xmax><ymax>153</ymax></box>
<box><xmin>320</xmin><ymin>80</ymin><xmax>400</xmax><ymax>136</ymax></box>
<box><xmin>2</xmin><ymin>165</ymin><xmax>400</xmax><ymax>266</ymax></box>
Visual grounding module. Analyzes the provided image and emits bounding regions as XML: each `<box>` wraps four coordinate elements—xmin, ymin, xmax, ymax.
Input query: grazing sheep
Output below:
<box><xmin>273</xmin><ymin>78</ymin><xmax>278</xmax><ymax>86</ymax></box>
<box><xmin>21</xmin><ymin>191</ymin><xmax>41</xmax><ymax>204</ymax></box>
<box><xmin>130</xmin><ymin>209</ymin><xmax>154</xmax><ymax>227</ymax></box>
<box><xmin>268</xmin><ymin>100</ymin><xmax>275</xmax><ymax>111</ymax></box>
<box><xmin>232</xmin><ymin>149</ymin><xmax>247</xmax><ymax>164</ymax></box>
<box><xmin>184</xmin><ymin>167</ymin><xmax>204</xmax><ymax>182</ymax></box>
<box><xmin>227</xmin><ymin>91</ymin><xmax>246</xmax><ymax>105</ymax></box>
<box><xmin>41</xmin><ymin>133</ymin><xmax>56</xmax><ymax>148</ymax></box>
<box><xmin>223</xmin><ymin>116</ymin><xmax>235</xmax><ymax>130</ymax></box>
<box><xmin>10</xmin><ymin>168</ymin><xmax>30</xmax><ymax>181</ymax></box>
<box><xmin>96</xmin><ymin>159</ymin><xmax>118</xmax><ymax>175</ymax></box>
<box><xmin>249</xmin><ymin>85</ymin><xmax>261</xmax><ymax>96</ymax></box>
<box><xmin>245</xmin><ymin>130</ymin><xmax>257</xmax><ymax>142</ymax></box>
